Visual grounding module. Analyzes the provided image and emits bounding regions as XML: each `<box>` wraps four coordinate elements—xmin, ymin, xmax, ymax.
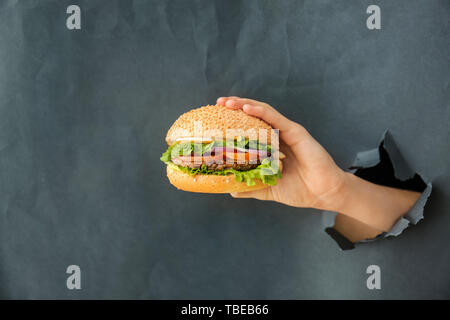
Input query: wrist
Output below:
<box><xmin>324</xmin><ymin>171</ymin><xmax>418</xmax><ymax>231</ymax></box>
<box><xmin>334</xmin><ymin>172</ymin><xmax>357</xmax><ymax>213</ymax></box>
<box><xmin>317</xmin><ymin>171</ymin><xmax>354</xmax><ymax>213</ymax></box>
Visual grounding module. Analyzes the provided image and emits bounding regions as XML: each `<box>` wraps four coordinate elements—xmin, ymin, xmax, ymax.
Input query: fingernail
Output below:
<box><xmin>243</xmin><ymin>104</ymin><xmax>252</xmax><ymax>112</ymax></box>
<box><xmin>226</xmin><ymin>100</ymin><xmax>235</xmax><ymax>107</ymax></box>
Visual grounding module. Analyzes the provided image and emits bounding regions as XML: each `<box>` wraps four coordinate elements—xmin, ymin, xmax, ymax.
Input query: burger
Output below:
<box><xmin>160</xmin><ymin>105</ymin><xmax>284</xmax><ymax>193</ymax></box>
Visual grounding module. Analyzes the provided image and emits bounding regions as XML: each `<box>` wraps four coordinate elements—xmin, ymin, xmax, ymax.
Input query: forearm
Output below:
<box><xmin>332</xmin><ymin>173</ymin><xmax>420</xmax><ymax>232</ymax></box>
<box><xmin>333</xmin><ymin>214</ymin><xmax>383</xmax><ymax>242</ymax></box>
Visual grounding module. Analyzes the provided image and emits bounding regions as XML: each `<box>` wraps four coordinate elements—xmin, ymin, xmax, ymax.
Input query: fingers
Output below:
<box><xmin>217</xmin><ymin>96</ymin><xmax>262</xmax><ymax>110</ymax></box>
<box><xmin>216</xmin><ymin>96</ymin><xmax>239</xmax><ymax>107</ymax></box>
<box><xmin>230</xmin><ymin>187</ymin><xmax>273</xmax><ymax>201</ymax></box>
<box><xmin>217</xmin><ymin>96</ymin><xmax>310</xmax><ymax>147</ymax></box>
<box><xmin>217</xmin><ymin>96</ymin><xmax>290</xmax><ymax>130</ymax></box>
<box><xmin>242</xmin><ymin>104</ymin><xmax>294</xmax><ymax>133</ymax></box>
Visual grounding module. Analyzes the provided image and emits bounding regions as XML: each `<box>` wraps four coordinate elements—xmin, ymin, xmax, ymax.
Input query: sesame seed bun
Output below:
<box><xmin>165</xmin><ymin>160</ymin><xmax>283</xmax><ymax>194</ymax></box>
<box><xmin>166</xmin><ymin>165</ymin><xmax>270</xmax><ymax>193</ymax></box>
<box><xmin>165</xmin><ymin>105</ymin><xmax>274</xmax><ymax>145</ymax></box>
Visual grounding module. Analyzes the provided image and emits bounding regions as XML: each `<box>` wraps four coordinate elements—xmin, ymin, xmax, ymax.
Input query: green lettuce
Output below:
<box><xmin>160</xmin><ymin>138</ymin><xmax>272</xmax><ymax>161</ymax></box>
<box><xmin>225</xmin><ymin>159</ymin><xmax>281</xmax><ymax>186</ymax></box>
<box><xmin>161</xmin><ymin>141</ymin><xmax>281</xmax><ymax>186</ymax></box>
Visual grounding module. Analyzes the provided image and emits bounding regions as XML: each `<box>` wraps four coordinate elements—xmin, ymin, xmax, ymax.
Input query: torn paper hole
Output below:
<box><xmin>323</xmin><ymin>130</ymin><xmax>432</xmax><ymax>250</ymax></box>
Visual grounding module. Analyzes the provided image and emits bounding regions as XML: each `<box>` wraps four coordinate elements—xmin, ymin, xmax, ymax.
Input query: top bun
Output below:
<box><xmin>166</xmin><ymin>105</ymin><xmax>274</xmax><ymax>145</ymax></box>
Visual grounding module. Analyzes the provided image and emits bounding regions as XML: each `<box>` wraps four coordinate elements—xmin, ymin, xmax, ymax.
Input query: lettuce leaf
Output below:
<box><xmin>223</xmin><ymin>158</ymin><xmax>281</xmax><ymax>186</ymax></box>
<box><xmin>162</xmin><ymin>143</ymin><xmax>282</xmax><ymax>187</ymax></box>
<box><xmin>160</xmin><ymin>144</ymin><xmax>175</xmax><ymax>163</ymax></box>
<box><xmin>161</xmin><ymin>138</ymin><xmax>271</xmax><ymax>160</ymax></box>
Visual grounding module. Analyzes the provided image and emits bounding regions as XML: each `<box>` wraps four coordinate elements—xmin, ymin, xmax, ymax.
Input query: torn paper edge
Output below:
<box><xmin>323</xmin><ymin>130</ymin><xmax>432</xmax><ymax>250</ymax></box>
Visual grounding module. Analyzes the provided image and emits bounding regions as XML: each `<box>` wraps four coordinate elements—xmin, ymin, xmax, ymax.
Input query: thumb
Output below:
<box><xmin>230</xmin><ymin>187</ymin><xmax>274</xmax><ymax>201</ymax></box>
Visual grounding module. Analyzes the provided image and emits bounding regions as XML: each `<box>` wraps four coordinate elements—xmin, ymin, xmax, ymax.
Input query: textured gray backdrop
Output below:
<box><xmin>0</xmin><ymin>0</ymin><xmax>448</xmax><ymax>299</ymax></box>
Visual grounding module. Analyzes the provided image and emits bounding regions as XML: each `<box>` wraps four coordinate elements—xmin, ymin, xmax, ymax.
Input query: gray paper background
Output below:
<box><xmin>0</xmin><ymin>0</ymin><xmax>448</xmax><ymax>299</ymax></box>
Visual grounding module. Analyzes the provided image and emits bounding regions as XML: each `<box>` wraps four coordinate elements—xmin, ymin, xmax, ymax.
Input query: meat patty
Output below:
<box><xmin>171</xmin><ymin>156</ymin><xmax>260</xmax><ymax>171</ymax></box>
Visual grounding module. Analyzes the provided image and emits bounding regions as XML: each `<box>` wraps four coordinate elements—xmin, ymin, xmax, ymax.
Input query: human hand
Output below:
<box><xmin>217</xmin><ymin>96</ymin><xmax>420</xmax><ymax>233</ymax></box>
<box><xmin>216</xmin><ymin>96</ymin><xmax>348</xmax><ymax>211</ymax></box>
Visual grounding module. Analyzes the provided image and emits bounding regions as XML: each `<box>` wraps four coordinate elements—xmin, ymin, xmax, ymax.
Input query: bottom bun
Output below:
<box><xmin>166</xmin><ymin>166</ymin><xmax>270</xmax><ymax>194</ymax></box>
